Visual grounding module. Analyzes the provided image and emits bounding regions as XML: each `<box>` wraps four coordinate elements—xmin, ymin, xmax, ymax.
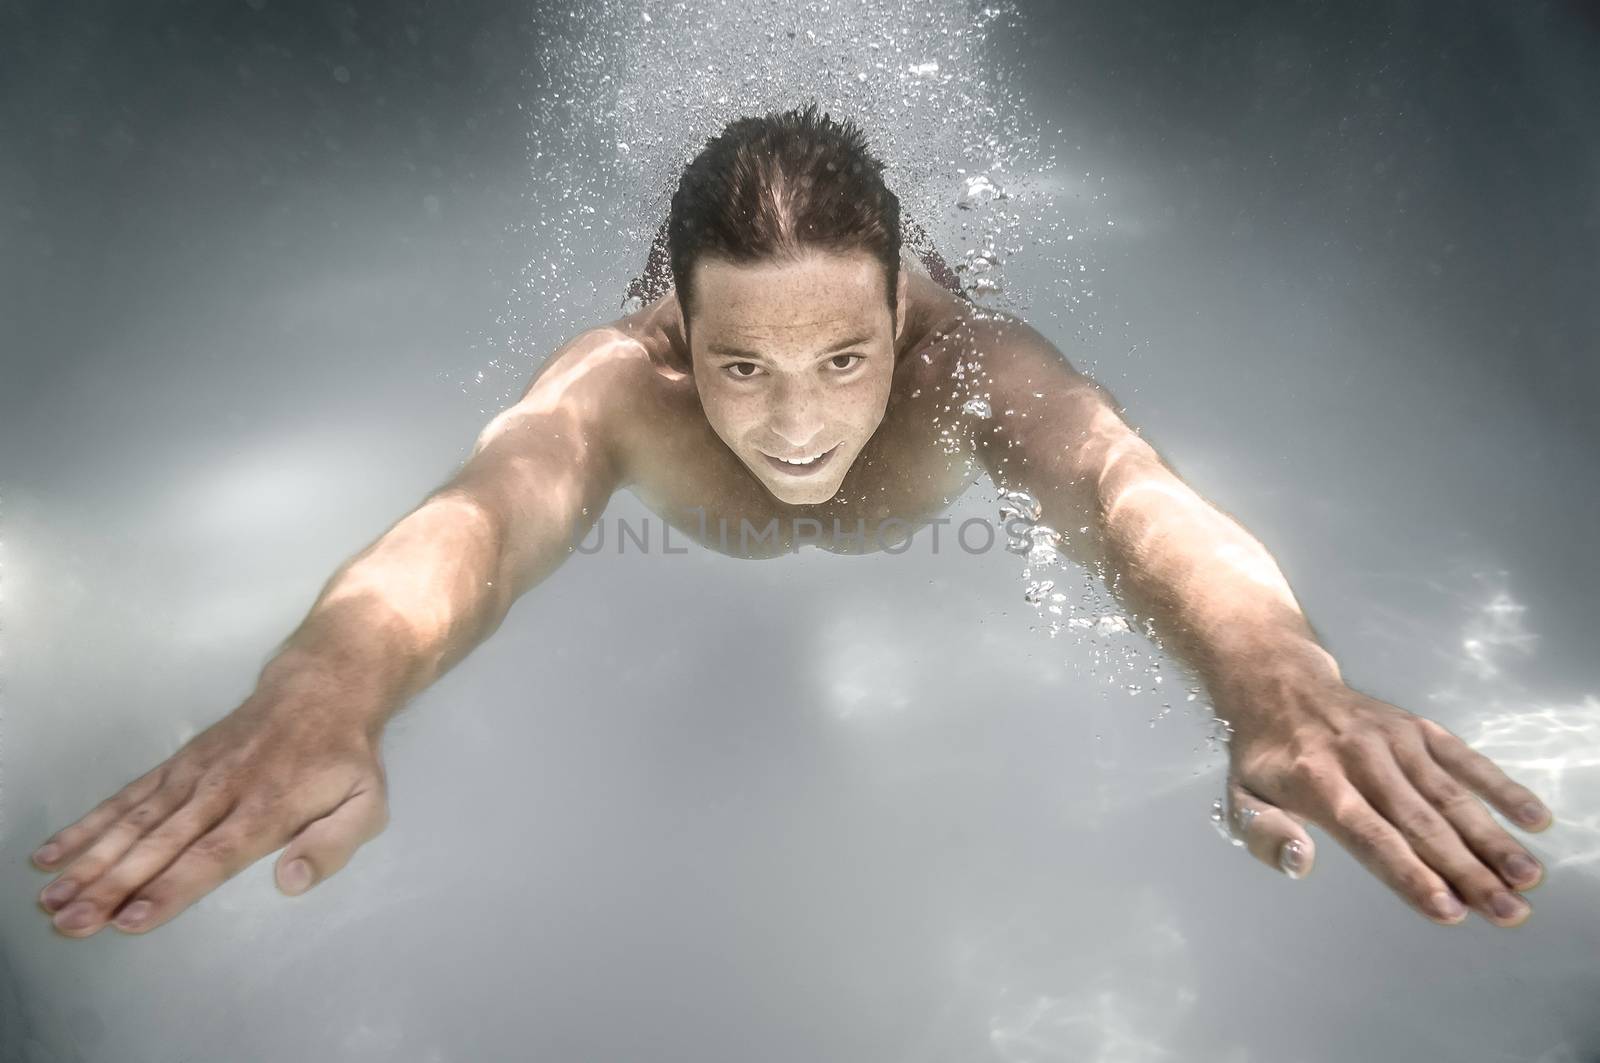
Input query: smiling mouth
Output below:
<box><xmin>761</xmin><ymin>443</ymin><xmax>841</xmax><ymax>476</ymax></box>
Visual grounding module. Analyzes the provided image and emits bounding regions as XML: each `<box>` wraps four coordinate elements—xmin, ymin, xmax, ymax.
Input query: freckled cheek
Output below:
<box><xmin>839</xmin><ymin>380</ymin><xmax>892</xmax><ymax>440</ymax></box>
<box><xmin>702</xmin><ymin>391</ymin><xmax>765</xmax><ymax>443</ymax></box>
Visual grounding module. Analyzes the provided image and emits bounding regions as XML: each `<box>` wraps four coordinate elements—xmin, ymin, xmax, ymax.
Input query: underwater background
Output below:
<box><xmin>3</xmin><ymin>2</ymin><xmax>1598</xmax><ymax>1060</ymax></box>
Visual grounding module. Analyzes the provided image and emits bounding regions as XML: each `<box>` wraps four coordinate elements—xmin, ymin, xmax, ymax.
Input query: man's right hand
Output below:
<box><xmin>32</xmin><ymin>678</ymin><xmax>391</xmax><ymax>938</ymax></box>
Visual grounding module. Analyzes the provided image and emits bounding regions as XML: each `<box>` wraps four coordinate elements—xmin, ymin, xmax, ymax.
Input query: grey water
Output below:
<box><xmin>3</xmin><ymin>2</ymin><xmax>1599</xmax><ymax>1061</ymax></box>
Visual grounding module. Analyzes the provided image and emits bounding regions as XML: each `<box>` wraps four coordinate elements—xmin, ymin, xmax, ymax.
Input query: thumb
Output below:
<box><xmin>275</xmin><ymin>786</ymin><xmax>390</xmax><ymax>897</ymax></box>
<box><xmin>1224</xmin><ymin>775</ymin><xmax>1317</xmax><ymax>880</ymax></box>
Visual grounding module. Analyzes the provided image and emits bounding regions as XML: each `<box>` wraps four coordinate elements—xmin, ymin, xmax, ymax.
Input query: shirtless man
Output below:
<box><xmin>32</xmin><ymin>105</ymin><xmax>1551</xmax><ymax>939</ymax></box>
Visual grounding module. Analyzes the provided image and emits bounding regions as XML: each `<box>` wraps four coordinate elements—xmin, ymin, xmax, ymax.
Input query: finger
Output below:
<box><xmin>1392</xmin><ymin>735</ymin><xmax>1545</xmax><ymax>893</ymax></box>
<box><xmin>112</xmin><ymin>784</ymin><xmax>388</xmax><ymax>936</ymax></box>
<box><xmin>1310</xmin><ymin>779</ymin><xmax>1471</xmax><ymax>927</ymax></box>
<box><xmin>1348</xmin><ymin>739</ymin><xmax>1531</xmax><ymax>927</ymax></box>
<box><xmin>96</xmin><ymin>807</ymin><xmax>281</xmax><ymax>937</ymax></box>
<box><xmin>32</xmin><ymin>767</ymin><xmax>168</xmax><ymax>871</ymax></box>
<box><xmin>48</xmin><ymin>782</ymin><xmax>239</xmax><ymax>938</ymax></box>
<box><xmin>1226</xmin><ymin>777</ymin><xmax>1316</xmax><ymax>879</ymax></box>
<box><xmin>1421</xmin><ymin>720</ymin><xmax>1552</xmax><ymax>831</ymax></box>
<box><xmin>274</xmin><ymin>785</ymin><xmax>390</xmax><ymax>897</ymax></box>
<box><xmin>38</xmin><ymin>773</ymin><xmax>195</xmax><ymax>914</ymax></box>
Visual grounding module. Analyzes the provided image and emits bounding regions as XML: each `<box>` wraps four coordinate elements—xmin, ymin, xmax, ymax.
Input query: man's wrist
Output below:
<box><xmin>254</xmin><ymin>643</ymin><xmax>408</xmax><ymax>734</ymax></box>
<box><xmin>1196</xmin><ymin>623</ymin><xmax>1346</xmax><ymax>730</ymax></box>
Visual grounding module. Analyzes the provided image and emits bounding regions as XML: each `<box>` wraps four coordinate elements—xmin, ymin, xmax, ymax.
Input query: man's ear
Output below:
<box><xmin>894</xmin><ymin>268</ymin><xmax>909</xmax><ymax>342</ymax></box>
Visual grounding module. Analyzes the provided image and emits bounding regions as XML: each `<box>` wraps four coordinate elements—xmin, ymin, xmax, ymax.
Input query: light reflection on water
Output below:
<box><xmin>1429</xmin><ymin>574</ymin><xmax>1600</xmax><ymax>876</ymax></box>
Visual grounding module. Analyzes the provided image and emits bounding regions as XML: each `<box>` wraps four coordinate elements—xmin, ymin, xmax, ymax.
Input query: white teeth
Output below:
<box><xmin>773</xmin><ymin>448</ymin><xmax>827</xmax><ymax>465</ymax></box>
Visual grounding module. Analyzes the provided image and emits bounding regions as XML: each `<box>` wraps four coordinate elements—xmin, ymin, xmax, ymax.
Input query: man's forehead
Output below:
<box><xmin>706</xmin><ymin>244</ymin><xmax>879</xmax><ymax>283</ymax></box>
<box><xmin>701</xmin><ymin>257</ymin><xmax>879</xmax><ymax>297</ymax></box>
<box><xmin>696</xmin><ymin>301</ymin><xmax>884</xmax><ymax>350</ymax></box>
<box><xmin>689</xmin><ymin>254</ymin><xmax>889</xmax><ymax>341</ymax></box>
<box><xmin>708</xmin><ymin>309</ymin><xmax>865</xmax><ymax>337</ymax></box>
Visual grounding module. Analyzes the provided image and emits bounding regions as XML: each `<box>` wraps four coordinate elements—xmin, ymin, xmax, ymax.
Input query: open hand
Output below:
<box><xmin>1218</xmin><ymin>678</ymin><xmax>1551</xmax><ymax>927</ymax></box>
<box><xmin>31</xmin><ymin>678</ymin><xmax>390</xmax><ymax>938</ymax></box>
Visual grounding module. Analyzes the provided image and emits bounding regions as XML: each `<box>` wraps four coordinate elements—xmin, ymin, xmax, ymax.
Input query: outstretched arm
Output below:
<box><xmin>32</xmin><ymin>327</ymin><xmax>638</xmax><ymax>938</ymax></box>
<box><xmin>269</xmin><ymin>326</ymin><xmax>635</xmax><ymax>715</ymax></box>
<box><xmin>970</xmin><ymin>316</ymin><xmax>1551</xmax><ymax>928</ymax></box>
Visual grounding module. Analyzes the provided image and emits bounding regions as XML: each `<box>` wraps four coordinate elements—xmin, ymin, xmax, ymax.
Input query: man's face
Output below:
<box><xmin>685</xmin><ymin>249</ymin><xmax>905</xmax><ymax>505</ymax></box>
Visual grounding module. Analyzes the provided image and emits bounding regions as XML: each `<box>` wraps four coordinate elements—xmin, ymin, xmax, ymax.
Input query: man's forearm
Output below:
<box><xmin>257</xmin><ymin>489</ymin><xmax>510</xmax><ymax>730</ymax></box>
<box><xmin>1088</xmin><ymin>446</ymin><xmax>1343</xmax><ymax>728</ymax></box>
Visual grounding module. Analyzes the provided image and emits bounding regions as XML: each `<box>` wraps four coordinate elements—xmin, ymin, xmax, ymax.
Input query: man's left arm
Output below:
<box><xmin>969</xmin><ymin>316</ymin><xmax>1551</xmax><ymax>928</ymax></box>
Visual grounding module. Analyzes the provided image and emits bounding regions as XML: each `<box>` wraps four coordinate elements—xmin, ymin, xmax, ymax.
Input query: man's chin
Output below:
<box><xmin>761</xmin><ymin>478</ymin><xmax>842</xmax><ymax>505</ymax></box>
<box><xmin>752</xmin><ymin>465</ymin><xmax>845</xmax><ymax>505</ymax></box>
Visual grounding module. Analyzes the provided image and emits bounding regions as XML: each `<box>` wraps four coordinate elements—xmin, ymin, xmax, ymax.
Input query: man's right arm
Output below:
<box><xmin>31</xmin><ymin>327</ymin><xmax>640</xmax><ymax>938</ymax></box>
<box><xmin>259</xmin><ymin>326</ymin><xmax>635</xmax><ymax>729</ymax></box>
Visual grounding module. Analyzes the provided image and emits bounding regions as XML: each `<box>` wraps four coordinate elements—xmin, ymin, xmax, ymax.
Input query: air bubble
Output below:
<box><xmin>957</xmin><ymin>173</ymin><xmax>1004</xmax><ymax>209</ymax></box>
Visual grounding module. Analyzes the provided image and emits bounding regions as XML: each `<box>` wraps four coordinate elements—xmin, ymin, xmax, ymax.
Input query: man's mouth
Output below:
<box><xmin>760</xmin><ymin>443</ymin><xmax>841</xmax><ymax>476</ymax></box>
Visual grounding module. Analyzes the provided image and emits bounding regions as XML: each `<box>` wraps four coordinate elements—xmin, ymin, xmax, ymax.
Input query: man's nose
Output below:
<box><xmin>767</xmin><ymin>378</ymin><xmax>826</xmax><ymax>449</ymax></box>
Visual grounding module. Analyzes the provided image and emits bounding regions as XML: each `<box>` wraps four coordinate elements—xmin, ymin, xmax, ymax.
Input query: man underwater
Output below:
<box><xmin>33</xmin><ymin>105</ymin><xmax>1551</xmax><ymax>937</ymax></box>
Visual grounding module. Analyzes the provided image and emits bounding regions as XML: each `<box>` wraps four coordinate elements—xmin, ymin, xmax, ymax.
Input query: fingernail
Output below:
<box><xmin>1504</xmin><ymin>854</ymin><xmax>1540</xmax><ymax>884</ymax></box>
<box><xmin>282</xmin><ymin>859</ymin><xmax>312</xmax><ymax>894</ymax></box>
<box><xmin>33</xmin><ymin>844</ymin><xmax>60</xmax><ymax>865</ymax></box>
<box><xmin>1516</xmin><ymin>803</ymin><xmax>1546</xmax><ymax>827</ymax></box>
<box><xmin>115</xmin><ymin>901</ymin><xmax>152</xmax><ymax>929</ymax></box>
<box><xmin>1490</xmin><ymin>891</ymin><xmax>1529</xmax><ymax>922</ymax></box>
<box><xmin>1427</xmin><ymin>891</ymin><xmax>1467</xmax><ymax>922</ymax></box>
<box><xmin>1278</xmin><ymin>839</ymin><xmax>1306</xmax><ymax>879</ymax></box>
<box><xmin>41</xmin><ymin>880</ymin><xmax>78</xmax><ymax>911</ymax></box>
<box><xmin>55</xmin><ymin>901</ymin><xmax>98</xmax><ymax>931</ymax></box>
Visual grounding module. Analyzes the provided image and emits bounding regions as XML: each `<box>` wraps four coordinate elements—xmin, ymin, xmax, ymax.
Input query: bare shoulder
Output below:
<box><xmin>895</xmin><ymin>297</ymin><xmax>1109</xmax><ymax>419</ymax></box>
<box><xmin>458</xmin><ymin>323</ymin><xmax>659</xmax><ymax>489</ymax></box>
<box><xmin>517</xmin><ymin>323</ymin><xmax>657</xmax><ymax>409</ymax></box>
<box><xmin>953</xmin><ymin>312</ymin><xmax>1132</xmax><ymax>429</ymax></box>
<box><xmin>518</xmin><ymin>322</ymin><xmax>679</xmax><ymax>440</ymax></box>
<box><xmin>966</xmin><ymin>312</ymin><xmax>1101</xmax><ymax>400</ymax></box>
<box><xmin>955</xmin><ymin>311</ymin><xmax>1140</xmax><ymax>480</ymax></box>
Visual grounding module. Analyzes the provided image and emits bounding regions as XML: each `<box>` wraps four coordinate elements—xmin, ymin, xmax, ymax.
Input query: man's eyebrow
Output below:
<box><xmin>706</xmin><ymin>334</ymin><xmax>875</xmax><ymax>360</ymax></box>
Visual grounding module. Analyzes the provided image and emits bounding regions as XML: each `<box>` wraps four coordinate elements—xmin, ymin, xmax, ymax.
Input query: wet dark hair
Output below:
<box><xmin>664</xmin><ymin>104</ymin><xmax>903</xmax><ymax>327</ymax></box>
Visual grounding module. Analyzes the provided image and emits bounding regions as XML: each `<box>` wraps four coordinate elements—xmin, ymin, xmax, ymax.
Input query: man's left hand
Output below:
<box><xmin>1218</xmin><ymin>675</ymin><xmax>1552</xmax><ymax>927</ymax></box>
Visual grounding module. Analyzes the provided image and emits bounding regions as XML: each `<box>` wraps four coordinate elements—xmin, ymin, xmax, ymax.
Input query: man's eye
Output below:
<box><xmin>726</xmin><ymin>362</ymin><xmax>760</xmax><ymax>378</ymax></box>
<box><xmin>829</xmin><ymin>353</ymin><xmax>863</xmax><ymax>370</ymax></box>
